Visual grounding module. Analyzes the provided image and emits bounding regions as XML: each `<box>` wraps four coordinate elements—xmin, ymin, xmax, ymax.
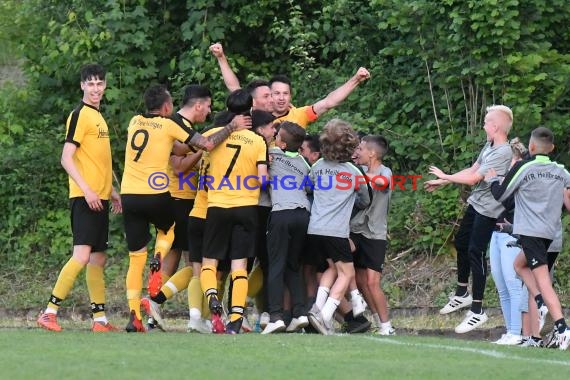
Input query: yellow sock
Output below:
<box><xmin>248</xmin><ymin>265</ymin><xmax>263</xmax><ymax>298</ymax></box>
<box><xmin>86</xmin><ymin>263</ymin><xmax>106</xmax><ymax>319</ymax></box>
<box><xmin>162</xmin><ymin>266</ymin><xmax>192</xmax><ymax>299</ymax></box>
<box><xmin>200</xmin><ymin>265</ymin><xmax>218</xmax><ymax>302</ymax></box>
<box><xmin>202</xmin><ymin>291</ymin><xmax>210</xmax><ymax>318</ymax></box>
<box><xmin>126</xmin><ymin>251</ymin><xmax>147</xmax><ymax>319</ymax></box>
<box><xmin>161</xmin><ymin>272</ymin><xmax>171</xmax><ymax>285</ymax></box>
<box><xmin>48</xmin><ymin>257</ymin><xmax>85</xmax><ymax>311</ymax></box>
<box><xmin>188</xmin><ymin>276</ymin><xmax>204</xmax><ymax>311</ymax></box>
<box><xmin>155</xmin><ymin>224</ymin><xmax>175</xmax><ymax>261</ymax></box>
<box><xmin>229</xmin><ymin>269</ymin><xmax>248</xmax><ymax>322</ymax></box>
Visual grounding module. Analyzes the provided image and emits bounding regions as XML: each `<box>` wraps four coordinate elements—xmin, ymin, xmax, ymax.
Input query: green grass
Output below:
<box><xmin>1</xmin><ymin>328</ymin><xmax>568</xmax><ymax>380</ymax></box>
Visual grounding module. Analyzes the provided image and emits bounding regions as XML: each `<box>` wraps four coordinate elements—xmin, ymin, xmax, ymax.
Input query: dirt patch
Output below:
<box><xmin>0</xmin><ymin>64</ymin><xmax>25</xmax><ymax>87</ymax></box>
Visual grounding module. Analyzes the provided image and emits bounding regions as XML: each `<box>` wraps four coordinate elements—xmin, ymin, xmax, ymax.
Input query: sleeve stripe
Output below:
<box><xmin>65</xmin><ymin>105</ymin><xmax>82</xmax><ymax>143</ymax></box>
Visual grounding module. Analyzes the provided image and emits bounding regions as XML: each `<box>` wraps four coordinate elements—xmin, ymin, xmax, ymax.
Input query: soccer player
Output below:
<box><xmin>121</xmin><ymin>84</ymin><xmax>250</xmax><ymax>332</ymax></box>
<box><xmin>306</xmin><ymin>119</ymin><xmax>371</xmax><ymax>335</ymax></box>
<box><xmin>425</xmin><ymin>105</ymin><xmax>513</xmax><ymax>333</ymax></box>
<box><xmin>37</xmin><ymin>63</ymin><xmax>122</xmax><ymax>332</ymax></box>
<box><xmin>486</xmin><ymin>127</ymin><xmax>570</xmax><ymax>350</ymax></box>
<box><xmin>200</xmin><ymin>89</ymin><xmax>269</xmax><ymax>334</ymax></box>
<box><xmin>351</xmin><ymin>135</ymin><xmax>395</xmax><ymax>335</ymax></box>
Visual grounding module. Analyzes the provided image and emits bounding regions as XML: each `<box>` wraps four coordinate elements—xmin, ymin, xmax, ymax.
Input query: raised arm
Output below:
<box><xmin>312</xmin><ymin>67</ymin><xmax>370</xmax><ymax>116</ymax></box>
<box><xmin>210</xmin><ymin>43</ymin><xmax>241</xmax><ymax>92</ymax></box>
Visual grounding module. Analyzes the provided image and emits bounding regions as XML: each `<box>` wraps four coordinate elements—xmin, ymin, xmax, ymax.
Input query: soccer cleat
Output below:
<box><xmin>351</xmin><ymin>293</ymin><xmax>367</xmax><ymax>318</ymax></box>
<box><xmin>187</xmin><ymin>317</ymin><xmax>212</xmax><ymax>334</ymax></box>
<box><xmin>225</xmin><ymin>318</ymin><xmax>243</xmax><ymax>334</ymax></box>
<box><xmin>454</xmin><ymin>311</ymin><xmax>488</xmax><ymax>334</ymax></box>
<box><xmin>286</xmin><ymin>316</ymin><xmax>309</xmax><ymax>333</ymax></box>
<box><xmin>147</xmin><ymin>253</ymin><xmax>162</xmax><ymax>298</ymax></box>
<box><xmin>494</xmin><ymin>333</ymin><xmax>521</xmax><ymax>345</ymax></box>
<box><xmin>92</xmin><ymin>321</ymin><xmax>119</xmax><ymax>332</ymax></box>
<box><xmin>259</xmin><ymin>312</ymin><xmax>270</xmax><ymax>329</ymax></box>
<box><xmin>537</xmin><ymin>305</ymin><xmax>549</xmax><ymax>335</ymax></box>
<box><xmin>378</xmin><ymin>326</ymin><xmax>396</xmax><ymax>336</ymax></box>
<box><xmin>141</xmin><ymin>297</ymin><xmax>165</xmax><ymax>330</ymax></box>
<box><xmin>262</xmin><ymin>320</ymin><xmax>286</xmax><ymax>334</ymax></box>
<box><xmin>519</xmin><ymin>336</ymin><xmax>542</xmax><ymax>348</ymax></box>
<box><xmin>557</xmin><ymin>328</ymin><xmax>570</xmax><ymax>351</ymax></box>
<box><xmin>345</xmin><ymin>317</ymin><xmax>372</xmax><ymax>334</ymax></box>
<box><xmin>125</xmin><ymin>310</ymin><xmax>145</xmax><ymax>333</ymax></box>
<box><xmin>439</xmin><ymin>293</ymin><xmax>473</xmax><ymax>315</ymax></box>
<box><xmin>208</xmin><ymin>296</ymin><xmax>226</xmax><ymax>334</ymax></box>
<box><xmin>37</xmin><ymin>311</ymin><xmax>62</xmax><ymax>332</ymax></box>
<box><xmin>240</xmin><ymin>315</ymin><xmax>253</xmax><ymax>333</ymax></box>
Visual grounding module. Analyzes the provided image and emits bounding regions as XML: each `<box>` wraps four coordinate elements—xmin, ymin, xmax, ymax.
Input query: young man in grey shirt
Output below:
<box><xmin>425</xmin><ymin>105</ymin><xmax>513</xmax><ymax>333</ymax></box>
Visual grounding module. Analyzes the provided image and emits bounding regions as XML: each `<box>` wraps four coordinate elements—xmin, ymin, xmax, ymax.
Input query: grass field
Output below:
<box><xmin>2</xmin><ymin>324</ymin><xmax>569</xmax><ymax>380</ymax></box>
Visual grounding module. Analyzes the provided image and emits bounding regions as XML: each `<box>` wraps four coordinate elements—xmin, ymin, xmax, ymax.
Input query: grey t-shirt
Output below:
<box><xmin>467</xmin><ymin>141</ymin><xmax>512</xmax><ymax>218</ymax></box>
<box><xmin>308</xmin><ymin>159</ymin><xmax>371</xmax><ymax>238</ymax></box>
<box><xmin>268</xmin><ymin>147</ymin><xmax>311</xmax><ymax>212</ymax></box>
<box><xmin>350</xmin><ymin>164</ymin><xmax>392</xmax><ymax>240</ymax></box>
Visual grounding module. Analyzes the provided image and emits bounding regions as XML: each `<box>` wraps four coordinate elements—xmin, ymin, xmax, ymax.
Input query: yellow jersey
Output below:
<box><xmin>274</xmin><ymin>105</ymin><xmax>318</xmax><ymax>129</ymax></box>
<box><xmin>168</xmin><ymin>113</ymin><xmax>199</xmax><ymax>199</ymax></box>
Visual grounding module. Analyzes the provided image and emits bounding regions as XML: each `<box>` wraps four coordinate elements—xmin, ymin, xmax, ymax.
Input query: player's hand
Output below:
<box><xmin>209</xmin><ymin>43</ymin><xmax>224</xmax><ymax>58</ymax></box>
<box><xmin>484</xmin><ymin>168</ymin><xmax>497</xmax><ymax>181</ymax></box>
<box><xmin>230</xmin><ymin>114</ymin><xmax>252</xmax><ymax>131</ymax></box>
<box><xmin>424</xmin><ymin>179</ymin><xmax>446</xmax><ymax>192</ymax></box>
<box><xmin>428</xmin><ymin>165</ymin><xmax>447</xmax><ymax>180</ymax></box>
<box><xmin>354</xmin><ymin>67</ymin><xmax>371</xmax><ymax>83</ymax></box>
<box><xmin>111</xmin><ymin>188</ymin><xmax>122</xmax><ymax>214</ymax></box>
<box><xmin>84</xmin><ymin>189</ymin><xmax>104</xmax><ymax>211</ymax></box>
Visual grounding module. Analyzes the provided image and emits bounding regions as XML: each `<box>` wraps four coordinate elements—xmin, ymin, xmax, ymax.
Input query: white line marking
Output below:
<box><xmin>361</xmin><ymin>336</ymin><xmax>570</xmax><ymax>367</ymax></box>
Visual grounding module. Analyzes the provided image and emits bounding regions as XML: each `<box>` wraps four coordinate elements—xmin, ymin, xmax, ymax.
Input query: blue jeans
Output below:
<box><xmin>489</xmin><ymin>231</ymin><xmax>522</xmax><ymax>335</ymax></box>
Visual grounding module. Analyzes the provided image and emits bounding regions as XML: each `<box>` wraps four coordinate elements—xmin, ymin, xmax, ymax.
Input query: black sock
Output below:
<box><xmin>531</xmin><ymin>336</ymin><xmax>542</xmax><ymax>342</ymax></box>
<box><xmin>554</xmin><ymin>318</ymin><xmax>567</xmax><ymax>334</ymax></box>
<box><xmin>344</xmin><ymin>310</ymin><xmax>355</xmax><ymax>322</ymax></box>
<box><xmin>455</xmin><ymin>285</ymin><xmax>468</xmax><ymax>297</ymax></box>
<box><xmin>470</xmin><ymin>301</ymin><xmax>482</xmax><ymax>314</ymax></box>
<box><xmin>151</xmin><ymin>291</ymin><xmax>167</xmax><ymax>304</ymax></box>
<box><xmin>534</xmin><ymin>294</ymin><xmax>544</xmax><ymax>309</ymax></box>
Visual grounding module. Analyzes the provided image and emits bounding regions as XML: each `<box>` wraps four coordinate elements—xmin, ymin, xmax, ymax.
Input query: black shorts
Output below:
<box><xmin>203</xmin><ymin>206</ymin><xmax>258</xmax><ymax>261</ymax></box>
<box><xmin>519</xmin><ymin>235</ymin><xmax>552</xmax><ymax>270</ymax></box>
<box><xmin>187</xmin><ymin>216</ymin><xmax>205</xmax><ymax>263</ymax></box>
<box><xmin>172</xmin><ymin>198</ymin><xmax>194</xmax><ymax>251</ymax></box>
<box><xmin>307</xmin><ymin>234</ymin><xmax>352</xmax><ymax>263</ymax></box>
<box><xmin>351</xmin><ymin>233</ymin><xmax>387</xmax><ymax>273</ymax></box>
<box><xmin>122</xmin><ymin>192</ymin><xmax>175</xmax><ymax>252</ymax></box>
<box><xmin>70</xmin><ymin>197</ymin><xmax>109</xmax><ymax>252</ymax></box>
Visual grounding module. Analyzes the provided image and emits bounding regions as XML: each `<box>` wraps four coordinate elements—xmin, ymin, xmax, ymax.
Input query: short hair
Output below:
<box><xmin>245</xmin><ymin>79</ymin><xmax>270</xmax><ymax>96</ymax></box>
<box><xmin>182</xmin><ymin>85</ymin><xmax>211</xmax><ymax>107</ymax></box>
<box><xmin>509</xmin><ymin>137</ymin><xmax>528</xmax><ymax>159</ymax></box>
<box><xmin>319</xmin><ymin>119</ymin><xmax>359</xmax><ymax>162</ymax></box>
<box><xmin>269</xmin><ymin>74</ymin><xmax>292</xmax><ymax>89</ymax></box>
<box><xmin>486</xmin><ymin>104</ymin><xmax>513</xmax><ymax>134</ymax></box>
<box><xmin>279</xmin><ymin>121</ymin><xmax>306</xmax><ymax>152</ymax></box>
<box><xmin>251</xmin><ymin>110</ymin><xmax>276</xmax><ymax>129</ymax></box>
<box><xmin>226</xmin><ymin>89</ymin><xmax>253</xmax><ymax>116</ymax></box>
<box><xmin>304</xmin><ymin>134</ymin><xmax>320</xmax><ymax>153</ymax></box>
<box><xmin>80</xmin><ymin>63</ymin><xmax>105</xmax><ymax>82</ymax></box>
<box><xmin>362</xmin><ymin>135</ymin><xmax>389</xmax><ymax>160</ymax></box>
<box><xmin>212</xmin><ymin>110</ymin><xmax>234</xmax><ymax>127</ymax></box>
<box><xmin>144</xmin><ymin>84</ymin><xmax>171</xmax><ymax>111</ymax></box>
<box><xmin>530</xmin><ymin>126</ymin><xmax>554</xmax><ymax>153</ymax></box>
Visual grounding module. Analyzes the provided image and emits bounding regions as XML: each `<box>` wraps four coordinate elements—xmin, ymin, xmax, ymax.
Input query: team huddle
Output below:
<box><xmin>36</xmin><ymin>44</ymin><xmax>570</xmax><ymax>349</ymax></box>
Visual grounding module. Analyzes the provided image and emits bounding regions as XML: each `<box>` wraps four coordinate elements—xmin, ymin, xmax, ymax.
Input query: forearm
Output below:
<box><xmin>61</xmin><ymin>156</ymin><xmax>92</xmax><ymax>195</ymax></box>
<box><xmin>188</xmin><ymin>124</ymin><xmax>234</xmax><ymax>151</ymax></box>
<box><xmin>313</xmin><ymin>77</ymin><xmax>360</xmax><ymax>115</ymax></box>
<box><xmin>216</xmin><ymin>56</ymin><xmax>241</xmax><ymax>92</ymax></box>
<box><xmin>171</xmin><ymin>151</ymin><xmax>203</xmax><ymax>173</ymax></box>
<box><xmin>443</xmin><ymin>170</ymin><xmax>482</xmax><ymax>186</ymax></box>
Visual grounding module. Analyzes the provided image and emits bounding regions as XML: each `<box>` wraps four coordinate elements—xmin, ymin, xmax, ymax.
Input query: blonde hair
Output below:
<box><xmin>509</xmin><ymin>137</ymin><xmax>527</xmax><ymax>159</ymax></box>
<box><xmin>319</xmin><ymin>119</ymin><xmax>359</xmax><ymax>162</ymax></box>
<box><xmin>486</xmin><ymin>105</ymin><xmax>513</xmax><ymax>134</ymax></box>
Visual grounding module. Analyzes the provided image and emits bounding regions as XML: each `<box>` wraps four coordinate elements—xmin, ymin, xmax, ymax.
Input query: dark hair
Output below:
<box><xmin>226</xmin><ymin>89</ymin><xmax>253</xmax><ymax>116</ymax></box>
<box><xmin>303</xmin><ymin>134</ymin><xmax>320</xmax><ymax>153</ymax></box>
<box><xmin>80</xmin><ymin>63</ymin><xmax>105</xmax><ymax>82</ymax></box>
<box><xmin>279</xmin><ymin>121</ymin><xmax>306</xmax><ymax>152</ymax></box>
<box><xmin>182</xmin><ymin>85</ymin><xmax>211</xmax><ymax>107</ymax></box>
<box><xmin>269</xmin><ymin>74</ymin><xmax>292</xmax><ymax>89</ymax></box>
<box><xmin>319</xmin><ymin>119</ymin><xmax>359</xmax><ymax>162</ymax></box>
<box><xmin>212</xmin><ymin>110</ymin><xmax>234</xmax><ymax>128</ymax></box>
<box><xmin>251</xmin><ymin>110</ymin><xmax>276</xmax><ymax>129</ymax></box>
<box><xmin>531</xmin><ymin>126</ymin><xmax>554</xmax><ymax>145</ymax></box>
<box><xmin>245</xmin><ymin>79</ymin><xmax>270</xmax><ymax>96</ymax></box>
<box><xmin>362</xmin><ymin>135</ymin><xmax>389</xmax><ymax>160</ymax></box>
<box><xmin>144</xmin><ymin>84</ymin><xmax>171</xmax><ymax>111</ymax></box>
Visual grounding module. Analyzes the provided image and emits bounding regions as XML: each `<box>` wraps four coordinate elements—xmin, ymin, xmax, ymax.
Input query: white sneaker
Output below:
<box><xmin>286</xmin><ymin>316</ymin><xmax>309</xmax><ymax>332</ymax></box>
<box><xmin>259</xmin><ymin>312</ymin><xmax>270</xmax><ymax>329</ymax></box>
<box><xmin>454</xmin><ymin>311</ymin><xmax>488</xmax><ymax>334</ymax></box>
<box><xmin>558</xmin><ymin>328</ymin><xmax>570</xmax><ymax>351</ymax></box>
<box><xmin>351</xmin><ymin>292</ymin><xmax>367</xmax><ymax>317</ymax></box>
<box><xmin>141</xmin><ymin>297</ymin><xmax>165</xmax><ymax>329</ymax></box>
<box><xmin>261</xmin><ymin>320</ymin><xmax>286</xmax><ymax>334</ymax></box>
<box><xmin>495</xmin><ymin>333</ymin><xmax>522</xmax><ymax>345</ymax></box>
<box><xmin>309</xmin><ymin>308</ymin><xmax>331</xmax><ymax>335</ymax></box>
<box><xmin>378</xmin><ymin>326</ymin><xmax>396</xmax><ymax>336</ymax></box>
<box><xmin>187</xmin><ymin>317</ymin><xmax>212</xmax><ymax>334</ymax></box>
<box><xmin>538</xmin><ymin>305</ymin><xmax>548</xmax><ymax>334</ymax></box>
<box><xmin>439</xmin><ymin>293</ymin><xmax>473</xmax><ymax>315</ymax></box>
<box><xmin>241</xmin><ymin>316</ymin><xmax>253</xmax><ymax>333</ymax></box>
<box><xmin>519</xmin><ymin>336</ymin><xmax>542</xmax><ymax>348</ymax></box>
